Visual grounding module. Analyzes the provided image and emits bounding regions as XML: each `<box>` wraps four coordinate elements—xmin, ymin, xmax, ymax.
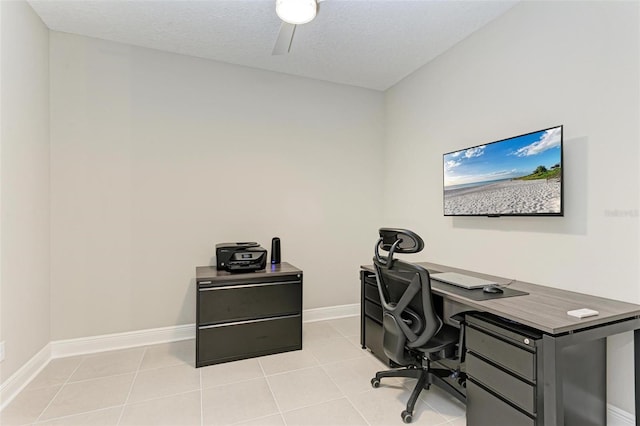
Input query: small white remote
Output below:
<box><xmin>567</xmin><ymin>308</ymin><xmax>599</xmax><ymax>318</ymax></box>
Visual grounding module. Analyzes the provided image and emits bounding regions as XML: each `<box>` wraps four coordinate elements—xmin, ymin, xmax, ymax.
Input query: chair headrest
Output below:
<box><xmin>378</xmin><ymin>228</ymin><xmax>424</xmax><ymax>254</ymax></box>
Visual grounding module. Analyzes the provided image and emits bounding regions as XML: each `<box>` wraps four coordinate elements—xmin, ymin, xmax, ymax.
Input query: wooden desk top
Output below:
<box><xmin>362</xmin><ymin>262</ymin><xmax>640</xmax><ymax>335</ymax></box>
<box><xmin>197</xmin><ymin>262</ymin><xmax>302</xmax><ymax>282</ymax></box>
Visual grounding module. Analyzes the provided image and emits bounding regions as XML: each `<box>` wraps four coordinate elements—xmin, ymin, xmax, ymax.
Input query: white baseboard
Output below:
<box><xmin>0</xmin><ymin>343</ymin><xmax>51</xmax><ymax>411</ymax></box>
<box><xmin>50</xmin><ymin>323</ymin><xmax>196</xmax><ymax>358</ymax></box>
<box><xmin>49</xmin><ymin>304</ymin><xmax>359</xmax><ymax>358</ymax></box>
<box><xmin>0</xmin><ymin>303</ymin><xmax>359</xmax><ymax>411</ymax></box>
<box><xmin>608</xmin><ymin>404</ymin><xmax>635</xmax><ymax>426</ymax></box>
<box><xmin>303</xmin><ymin>303</ymin><xmax>359</xmax><ymax>322</ymax></box>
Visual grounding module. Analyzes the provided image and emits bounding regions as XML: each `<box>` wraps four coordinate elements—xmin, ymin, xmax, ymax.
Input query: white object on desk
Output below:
<box><xmin>567</xmin><ymin>308</ymin><xmax>599</xmax><ymax>318</ymax></box>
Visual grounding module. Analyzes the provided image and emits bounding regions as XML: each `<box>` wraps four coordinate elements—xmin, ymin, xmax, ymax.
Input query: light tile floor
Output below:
<box><xmin>0</xmin><ymin>317</ymin><xmax>466</xmax><ymax>426</ymax></box>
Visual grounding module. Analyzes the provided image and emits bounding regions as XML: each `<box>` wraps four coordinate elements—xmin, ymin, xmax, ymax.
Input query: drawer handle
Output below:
<box><xmin>199</xmin><ymin>313</ymin><xmax>301</xmax><ymax>329</ymax></box>
<box><xmin>198</xmin><ymin>280</ymin><xmax>301</xmax><ymax>291</ymax></box>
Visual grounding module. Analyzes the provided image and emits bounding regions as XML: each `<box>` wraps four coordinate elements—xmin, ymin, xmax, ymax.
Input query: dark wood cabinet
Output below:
<box><xmin>196</xmin><ymin>262</ymin><xmax>302</xmax><ymax>367</ymax></box>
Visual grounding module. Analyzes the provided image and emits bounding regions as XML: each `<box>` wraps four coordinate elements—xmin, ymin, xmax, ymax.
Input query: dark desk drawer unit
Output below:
<box><xmin>467</xmin><ymin>381</ymin><xmax>535</xmax><ymax>426</ymax></box>
<box><xmin>466</xmin><ymin>324</ymin><xmax>536</xmax><ymax>381</ymax></box>
<box><xmin>360</xmin><ymin>271</ymin><xmax>389</xmax><ymax>364</ymax></box>
<box><xmin>466</xmin><ymin>353</ymin><xmax>535</xmax><ymax>414</ymax></box>
<box><xmin>363</xmin><ymin>316</ymin><xmax>386</xmax><ymax>362</ymax></box>
<box><xmin>196</xmin><ymin>263</ymin><xmax>303</xmax><ymax>367</ymax></box>
<box><xmin>466</xmin><ymin>314</ymin><xmax>541</xmax><ymax>426</ymax></box>
<box><xmin>466</xmin><ymin>312</ymin><xmax>607</xmax><ymax>426</ymax></box>
<box><xmin>364</xmin><ymin>300</ymin><xmax>383</xmax><ymax>322</ymax></box>
<box><xmin>363</xmin><ymin>278</ymin><xmax>380</xmax><ymax>303</ymax></box>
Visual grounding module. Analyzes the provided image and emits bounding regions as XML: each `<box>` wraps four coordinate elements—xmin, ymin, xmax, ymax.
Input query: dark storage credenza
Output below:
<box><xmin>196</xmin><ymin>262</ymin><xmax>302</xmax><ymax>367</ymax></box>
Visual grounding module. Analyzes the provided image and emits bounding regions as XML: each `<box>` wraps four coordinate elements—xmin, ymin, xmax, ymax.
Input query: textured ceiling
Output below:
<box><xmin>28</xmin><ymin>0</ymin><xmax>517</xmax><ymax>91</ymax></box>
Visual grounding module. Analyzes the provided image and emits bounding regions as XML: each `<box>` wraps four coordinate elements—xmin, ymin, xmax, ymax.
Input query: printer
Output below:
<box><xmin>216</xmin><ymin>242</ymin><xmax>267</xmax><ymax>272</ymax></box>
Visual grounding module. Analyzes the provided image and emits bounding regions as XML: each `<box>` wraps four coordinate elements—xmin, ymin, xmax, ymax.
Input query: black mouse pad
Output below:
<box><xmin>432</xmin><ymin>280</ymin><xmax>528</xmax><ymax>301</ymax></box>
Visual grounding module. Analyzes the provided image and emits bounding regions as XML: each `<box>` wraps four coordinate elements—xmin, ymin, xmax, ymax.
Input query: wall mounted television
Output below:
<box><xmin>443</xmin><ymin>125</ymin><xmax>563</xmax><ymax>217</ymax></box>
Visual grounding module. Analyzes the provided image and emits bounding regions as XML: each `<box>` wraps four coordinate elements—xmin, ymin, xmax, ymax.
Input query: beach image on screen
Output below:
<box><xmin>444</xmin><ymin>126</ymin><xmax>562</xmax><ymax>216</ymax></box>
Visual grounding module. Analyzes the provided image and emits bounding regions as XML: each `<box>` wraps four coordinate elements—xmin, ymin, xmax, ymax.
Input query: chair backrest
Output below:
<box><xmin>373</xmin><ymin>228</ymin><xmax>443</xmax><ymax>365</ymax></box>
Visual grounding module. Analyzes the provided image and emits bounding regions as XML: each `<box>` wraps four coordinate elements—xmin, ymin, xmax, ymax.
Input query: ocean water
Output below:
<box><xmin>444</xmin><ymin>178</ymin><xmax>512</xmax><ymax>192</ymax></box>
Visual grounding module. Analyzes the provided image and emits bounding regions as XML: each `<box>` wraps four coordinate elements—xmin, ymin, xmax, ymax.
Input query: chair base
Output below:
<box><xmin>371</xmin><ymin>364</ymin><xmax>465</xmax><ymax>424</ymax></box>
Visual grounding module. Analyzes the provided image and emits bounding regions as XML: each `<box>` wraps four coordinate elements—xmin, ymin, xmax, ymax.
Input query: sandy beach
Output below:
<box><xmin>444</xmin><ymin>179</ymin><xmax>561</xmax><ymax>215</ymax></box>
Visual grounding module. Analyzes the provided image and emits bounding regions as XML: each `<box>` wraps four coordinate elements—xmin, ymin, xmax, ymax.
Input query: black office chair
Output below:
<box><xmin>370</xmin><ymin>228</ymin><xmax>465</xmax><ymax>423</ymax></box>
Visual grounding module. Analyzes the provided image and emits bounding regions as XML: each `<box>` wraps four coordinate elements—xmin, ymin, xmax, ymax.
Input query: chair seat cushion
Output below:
<box><xmin>413</xmin><ymin>324</ymin><xmax>459</xmax><ymax>354</ymax></box>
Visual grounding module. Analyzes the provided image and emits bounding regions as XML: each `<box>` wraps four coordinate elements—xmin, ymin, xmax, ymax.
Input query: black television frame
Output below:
<box><xmin>443</xmin><ymin>125</ymin><xmax>564</xmax><ymax>218</ymax></box>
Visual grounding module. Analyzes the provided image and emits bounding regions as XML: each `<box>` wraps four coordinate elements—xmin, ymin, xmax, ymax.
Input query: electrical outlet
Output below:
<box><xmin>0</xmin><ymin>341</ymin><xmax>5</xmax><ymax>362</ymax></box>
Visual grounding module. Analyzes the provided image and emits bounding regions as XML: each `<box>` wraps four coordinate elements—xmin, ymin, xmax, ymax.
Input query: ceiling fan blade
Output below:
<box><xmin>272</xmin><ymin>22</ymin><xmax>296</xmax><ymax>55</ymax></box>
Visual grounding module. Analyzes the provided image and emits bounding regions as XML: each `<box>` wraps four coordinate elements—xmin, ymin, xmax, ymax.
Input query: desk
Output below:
<box><xmin>360</xmin><ymin>262</ymin><xmax>640</xmax><ymax>426</ymax></box>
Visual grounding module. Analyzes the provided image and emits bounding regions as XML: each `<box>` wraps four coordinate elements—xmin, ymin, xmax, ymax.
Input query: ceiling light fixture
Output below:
<box><xmin>276</xmin><ymin>0</ymin><xmax>317</xmax><ymax>25</ymax></box>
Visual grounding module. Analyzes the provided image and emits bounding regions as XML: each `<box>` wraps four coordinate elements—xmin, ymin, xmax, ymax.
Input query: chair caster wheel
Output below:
<box><xmin>371</xmin><ymin>378</ymin><xmax>380</xmax><ymax>388</ymax></box>
<box><xmin>401</xmin><ymin>410</ymin><xmax>413</xmax><ymax>423</ymax></box>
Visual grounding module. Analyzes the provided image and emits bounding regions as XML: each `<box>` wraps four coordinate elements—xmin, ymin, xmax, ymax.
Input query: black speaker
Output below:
<box><xmin>270</xmin><ymin>237</ymin><xmax>281</xmax><ymax>264</ymax></box>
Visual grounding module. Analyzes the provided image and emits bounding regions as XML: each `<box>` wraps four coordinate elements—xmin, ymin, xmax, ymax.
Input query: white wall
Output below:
<box><xmin>49</xmin><ymin>32</ymin><xmax>385</xmax><ymax>340</ymax></box>
<box><xmin>5</xmin><ymin>0</ymin><xmax>637</xmax><ymax>414</ymax></box>
<box><xmin>0</xmin><ymin>1</ymin><xmax>50</xmax><ymax>382</ymax></box>
<box><xmin>383</xmin><ymin>0</ymin><xmax>639</xmax><ymax>413</ymax></box>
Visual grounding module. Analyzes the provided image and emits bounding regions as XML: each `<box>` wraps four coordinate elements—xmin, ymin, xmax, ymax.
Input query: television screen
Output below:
<box><xmin>443</xmin><ymin>125</ymin><xmax>563</xmax><ymax>217</ymax></box>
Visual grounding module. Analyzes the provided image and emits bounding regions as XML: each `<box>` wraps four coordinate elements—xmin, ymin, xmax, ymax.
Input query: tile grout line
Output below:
<box><xmin>308</xmin><ymin>318</ymin><xmax>374</xmax><ymax>425</ymax></box>
<box><xmin>44</xmin><ymin>370</ymin><xmax>138</xmax><ymax>387</ymax></box>
<box><xmin>263</xmin><ymin>362</ymin><xmax>320</xmax><ymax>379</ymax></box>
<box><xmin>115</xmin><ymin>347</ymin><xmax>147</xmax><ymax>425</ymax></box>
<box><xmin>135</xmin><ymin>359</ymin><xmax>187</xmax><ymax>374</ymax></box>
<box><xmin>34</xmin><ymin>348</ymin><xmax>177</xmax><ymax>424</ymax></box>
<box><xmin>34</xmin><ymin>405</ymin><xmax>126</xmax><ymax>425</ymax></box>
<box><xmin>108</xmin><ymin>387</ymin><xmax>204</xmax><ymax>407</ymax></box>
<box><xmin>257</xmin><ymin>358</ymin><xmax>286</xmax><ymax>425</ymax></box>
<box><xmin>344</xmin><ymin>393</ymin><xmax>373</xmax><ymax>426</ymax></box>
<box><xmin>278</xmin><ymin>394</ymin><xmax>351</xmax><ymax>415</ymax></box>
<box><xmin>331</xmin><ymin>319</ymin><xmax>450</xmax><ymax>426</ymax></box>
<box><xmin>371</xmin><ymin>367</ymin><xmax>463</xmax><ymax>424</ymax></box>
<box><xmin>33</xmin><ymin>356</ymin><xmax>86</xmax><ymax>423</ymax></box>
<box><xmin>312</xmin><ymin>350</ymin><xmax>373</xmax><ymax>426</ymax></box>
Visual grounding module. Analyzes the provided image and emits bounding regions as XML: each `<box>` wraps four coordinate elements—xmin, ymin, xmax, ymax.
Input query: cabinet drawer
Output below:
<box><xmin>364</xmin><ymin>300</ymin><xmax>383</xmax><ymax>322</ymax></box>
<box><xmin>198</xmin><ymin>280</ymin><xmax>301</xmax><ymax>324</ymax></box>
<box><xmin>467</xmin><ymin>326</ymin><xmax>535</xmax><ymax>381</ymax></box>
<box><xmin>364</xmin><ymin>273</ymin><xmax>377</xmax><ymax>287</ymax></box>
<box><xmin>364</xmin><ymin>281</ymin><xmax>380</xmax><ymax>304</ymax></box>
<box><xmin>467</xmin><ymin>352</ymin><xmax>535</xmax><ymax>414</ymax></box>
<box><xmin>197</xmin><ymin>314</ymin><xmax>301</xmax><ymax>366</ymax></box>
<box><xmin>364</xmin><ymin>316</ymin><xmax>388</xmax><ymax>364</ymax></box>
<box><xmin>467</xmin><ymin>380</ymin><xmax>535</xmax><ymax>426</ymax></box>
